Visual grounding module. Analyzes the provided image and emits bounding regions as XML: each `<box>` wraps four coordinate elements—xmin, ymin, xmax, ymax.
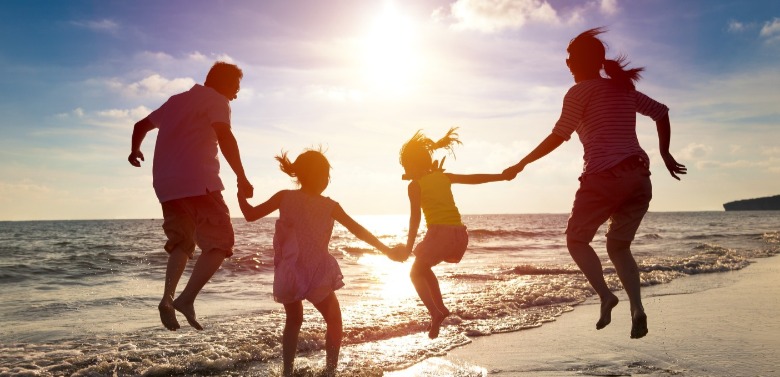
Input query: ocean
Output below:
<box><xmin>1</xmin><ymin>211</ymin><xmax>778</xmax><ymax>376</ymax></box>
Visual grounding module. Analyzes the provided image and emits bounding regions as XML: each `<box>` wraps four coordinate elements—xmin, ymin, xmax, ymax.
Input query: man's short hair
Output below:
<box><xmin>204</xmin><ymin>62</ymin><xmax>243</xmax><ymax>87</ymax></box>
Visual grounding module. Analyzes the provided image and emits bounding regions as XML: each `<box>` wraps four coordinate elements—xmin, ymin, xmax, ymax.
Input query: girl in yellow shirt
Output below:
<box><xmin>399</xmin><ymin>128</ymin><xmax>511</xmax><ymax>338</ymax></box>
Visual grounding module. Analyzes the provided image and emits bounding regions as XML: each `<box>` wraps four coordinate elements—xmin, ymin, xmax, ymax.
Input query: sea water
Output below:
<box><xmin>1</xmin><ymin>211</ymin><xmax>778</xmax><ymax>376</ymax></box>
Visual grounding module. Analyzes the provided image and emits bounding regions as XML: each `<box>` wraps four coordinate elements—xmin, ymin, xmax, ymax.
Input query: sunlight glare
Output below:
<box><xmin>357</xmin><ymin>253</ymin><xmax>415</xmax><ymax>302</ymax></box>
<box><xmin>362</xmin><ymin>2</ymin><xmax>422</xmax><ymax>95</ymax></box>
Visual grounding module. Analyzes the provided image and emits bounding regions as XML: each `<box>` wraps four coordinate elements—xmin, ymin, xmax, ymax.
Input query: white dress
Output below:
<box><xmin>272</xmin><ymin>190</ymin><xmax>344</xmax><ymax>304</ymax></box>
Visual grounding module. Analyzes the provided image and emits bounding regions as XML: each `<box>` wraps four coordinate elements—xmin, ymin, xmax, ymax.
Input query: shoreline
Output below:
<box><xmin>389</xmin><ymin>255</ymin><xmax>780</xmax><ymax>376</ymax></box>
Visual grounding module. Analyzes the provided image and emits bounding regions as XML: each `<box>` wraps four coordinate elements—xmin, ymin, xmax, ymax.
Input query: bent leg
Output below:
<box><xmin>410</xmin><ymin>260</ymin><xmax>449</xmax><ymax>338</ymax></box>
<box><xmin>173</xmin><ymin>249</ymin><xmax>227</xmax><ymax>330</ymax></box>
<box><xmin>313</xmin><ymin>292</ymin><xmax>342</xmax><ymax>375</ymax></box>
<box><xmin>282</xmin><ymin>301</ymin><xmax>304</xmax><ymax>377</ymax></box>
<box><xmin>606</xmin><ymin>238</ymin><xmax>647</xmax><ymax>338</ymax></box>
<box><xmin>567</xmin><ymin>238</ymin><xmax>619</xmax><ymax>330</ymax></box>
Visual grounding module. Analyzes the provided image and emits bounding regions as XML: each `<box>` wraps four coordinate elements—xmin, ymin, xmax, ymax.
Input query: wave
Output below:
<box><xmin>467</xmin><ymin>228</ymin><xmax>558</xmax><ymax>239</ymax></box>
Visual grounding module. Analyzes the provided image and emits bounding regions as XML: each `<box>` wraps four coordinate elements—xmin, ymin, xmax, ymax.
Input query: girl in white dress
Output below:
<box><xmin>238</xmin><ymin>149</ymin><xmax>404</xmax><ymax>376</ymax></box>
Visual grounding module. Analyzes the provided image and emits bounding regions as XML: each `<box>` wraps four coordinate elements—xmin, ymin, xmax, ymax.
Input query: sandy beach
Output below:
<box><xmin>389</xmin><ymin>255</ymin><xmax>780</xmax><ymax>376</ymax></box>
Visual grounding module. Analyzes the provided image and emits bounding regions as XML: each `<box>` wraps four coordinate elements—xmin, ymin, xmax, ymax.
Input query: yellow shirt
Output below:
<box><xmin>417</xmin><ymin>171</ymin><xmax>463</xmax><ymax>226</ymax></box>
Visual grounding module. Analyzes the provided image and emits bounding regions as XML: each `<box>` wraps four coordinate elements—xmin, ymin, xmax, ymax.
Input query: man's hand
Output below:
<box><xmin>502</xmin><ymin>163</ymin><xmax>524</xmax><ymax>180</ymax></box>
<box><xmin>128</xmin><ymin>150</ymin><xmax>145</xmax><ymax>167</ymax></box>
<box><xmin>238</xmin><ymin>177</ymin><xmax>254</xmax><ymax>199</ymax></box>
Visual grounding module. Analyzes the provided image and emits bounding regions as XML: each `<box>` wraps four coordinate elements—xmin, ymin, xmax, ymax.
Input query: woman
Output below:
<box><xmin>504</xmin><ymin>27</ymin><xmax>686</xmax><ymax>339</ymax></box>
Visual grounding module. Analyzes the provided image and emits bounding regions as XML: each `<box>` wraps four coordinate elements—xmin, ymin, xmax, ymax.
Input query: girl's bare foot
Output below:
<box><xmin>596</xmin><ymin>294</ymin><xmax>619</xmax><ymax>330</ymax></box>
<box><xmin>428</xmin><ymin>308</ymin><xmax>450</xmax><ymax>339</ymax></box>
<box><xmin>158</xmin><ymin>301</ymin><xmax>180</xmax><ymax>331</ymax></box>
<box><xmin>173</xmin><ymin>298</ymin><xmax>203</xmax><ymax>330</ymax></box>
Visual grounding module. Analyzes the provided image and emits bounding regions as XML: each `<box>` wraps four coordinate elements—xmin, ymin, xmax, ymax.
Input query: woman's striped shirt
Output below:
<box><xmin>552</xmin><ymin>78</ymin><xmax>669</xmax><ymax>175</ymax></box>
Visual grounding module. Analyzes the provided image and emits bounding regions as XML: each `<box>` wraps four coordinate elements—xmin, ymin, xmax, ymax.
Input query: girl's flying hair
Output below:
<box><xmin>399</xmin><ymin>127</ymin><xmax>462</xmax><ymax>177</ymax></box>
<box><xmin>276</xmin><ymin>148</ymin><xmax>330</xmax><ymax>188</ymax></box>
<box><xmin>568</xmin><ymin>27</ymin><xmax>644</xmax><ymax>90</ymax></box>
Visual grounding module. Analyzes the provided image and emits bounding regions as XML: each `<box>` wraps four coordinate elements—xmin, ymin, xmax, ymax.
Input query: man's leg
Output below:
<box><xmin>172</xmin><ymin>249</ymin><xmax>227</xmax><ymax>330</ymax></box>
<box><xmin>159</xmin><ymin>248</ymin><xmax>189</xmax><ymax>331</ymax></box>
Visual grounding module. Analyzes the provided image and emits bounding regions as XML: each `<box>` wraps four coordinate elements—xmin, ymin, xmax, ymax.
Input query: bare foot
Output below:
<box><xmin>172</xmin><ymin>298</ymin><xmax>204</xmax><ymax>330</ymax></box>
<box><xmin>428</xmin><ymin>308</ymin><xmax>450</xmax><ymax>339</ymax></box>
<box><xmin>596</xmin><ymin>294</ymin><xmax>619</xmax><ymax>330</ymax></box>
<box><xmin>631</xmin><ymin>310</ymin><xmax>648</xmax><ymax>339</ymax></box>
<box><xmin>158</xmin><ymin>301</ymin><xmax>180</xmax><ymax>331</ymax></box>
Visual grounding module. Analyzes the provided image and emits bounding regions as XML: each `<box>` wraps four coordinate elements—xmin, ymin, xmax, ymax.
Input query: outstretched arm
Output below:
<box><xmin>655</xmin><ymin>113</ymin><xmax>687</xmax><ymax>180</ymax></box>
<box><xmin>503</xmin><ymin>133</ymin><xmax>566</xmax><ymax>178</ymax></box>
<box><xmin>128</xmin><ymin>117</ymin><xmax>156</xmax><ymax>167</ymax></box>
<box><xmin>212</xmin><ymin>122</ymin><xmax>254</xmax><ymax>198</ymax></box>
<box><xmin>238</xmin><ymin>191</ymin><xmax>283</xmax><ymax>222</ymax></box>
<box><xmin>447</xmin><ymin>173</ymin><xmax>511</xmax><ymax>185</ymax></box>
<box><xmin>332</xmin><ymin>204</ymin><xmax>394</xmax><ymax>257</ymax></box>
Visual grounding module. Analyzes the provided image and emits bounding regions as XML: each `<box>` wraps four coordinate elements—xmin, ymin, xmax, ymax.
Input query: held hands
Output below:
<box><xmin>237</xmin><ymin>177</ymin><xmax>254</xmax><ymax>199</ymax></box>
<box><xmin>386</xmin><ymin>245</ymin><xmax>411</xmax><ymax>262</ymax></box>
<box><xmin>661</xmin><ymin>152</ymin><xmax>687</xmax><ymax>180</ymax></box>
<box><xmin>502</xmin><ymin>162</ymin><xmax>525</xmax><ymax>181</ymax></box>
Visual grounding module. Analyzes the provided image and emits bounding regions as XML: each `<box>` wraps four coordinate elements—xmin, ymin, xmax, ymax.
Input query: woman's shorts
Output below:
<box><xmin>413</xmin><ymin>224</ymin><xmax>469</xmax><ymax>266</ymax></box>
<box><xmin>566</xmin><ymin>155</ymin><xmax>652</xmax><ymax>244</ymax></box>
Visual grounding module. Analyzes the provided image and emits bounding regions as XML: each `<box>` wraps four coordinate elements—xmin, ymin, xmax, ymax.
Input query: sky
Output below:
<box><xmin>0</xmin><ymin>0</ymin><xmax>779</xmax><ymax>221</ymax></box>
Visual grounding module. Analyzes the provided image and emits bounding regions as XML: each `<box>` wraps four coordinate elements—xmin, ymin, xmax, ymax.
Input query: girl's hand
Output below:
<box><xmin>388</xmin><ymin>245</ymin><xmax>410</xmax><ymax>262</ymax></box>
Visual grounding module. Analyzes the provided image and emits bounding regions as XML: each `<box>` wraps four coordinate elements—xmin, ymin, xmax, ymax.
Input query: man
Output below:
<box><xmin>128</xmin><ymin>61</ymin><xmax>254</xmax><ymax>331</ymax></box>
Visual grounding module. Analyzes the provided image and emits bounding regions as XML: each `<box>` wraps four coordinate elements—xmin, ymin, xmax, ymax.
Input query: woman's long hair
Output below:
<box><xmin>568</xmin><ymin>27</ymin><xmax>644</xmax><ymax>90</ymax></box>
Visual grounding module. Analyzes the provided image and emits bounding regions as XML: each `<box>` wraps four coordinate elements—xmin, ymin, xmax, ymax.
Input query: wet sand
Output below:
<box><xmin>389</xmin><ymin>255</ymin><xmax>780</xmax><ymax>376</ymax></box>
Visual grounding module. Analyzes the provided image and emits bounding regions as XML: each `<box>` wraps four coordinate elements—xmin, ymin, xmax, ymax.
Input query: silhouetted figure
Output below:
<box><xmin>237</xmin><ymin>149</ymin><xmax>403</xmax><ymax>377</ymax></box>
<box><xmin>503</xmin><ymin>28</ymin><xmax>686</xmax><ymax>339</ymax></box>
<box><xmin>399</xmin><ymin>128</ymin><xmax>512</xmax><ymax>338</ymax></box>
<box><xmin>128</xmin><ymin>62</ymin><xmax>254</xmax><ymax>331</ymax></box>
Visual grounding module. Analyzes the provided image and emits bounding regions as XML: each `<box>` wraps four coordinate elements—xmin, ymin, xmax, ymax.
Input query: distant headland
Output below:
<box><xmin>723</xmin><ymin>194</ymin><xmax>780</xmax><ymax>211</ymax></box>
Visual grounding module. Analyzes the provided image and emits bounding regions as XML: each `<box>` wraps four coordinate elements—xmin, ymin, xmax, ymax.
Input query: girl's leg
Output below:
<box><xmin>566</xmin><ymin>237</ymin><xmax>619</xmax><ymax>330</ymax></box>
<box><xmin>313</xmin><ymin>292</ymin><xmax>342</xmax><ymax>375</ymax></box>
<box><xmin>282</xmin><ymin>301</ymin><xmax>304</xmax><ymax>377</ymax></box>
<box><xmin>606</xmin><ymin>238</ymin><xmax>647</xmax><ymax>339</ymax></box>
<box><xmin>410</xmin><ymin>260</ymin><xmax>449</xmax><ymax>338</ymax></box>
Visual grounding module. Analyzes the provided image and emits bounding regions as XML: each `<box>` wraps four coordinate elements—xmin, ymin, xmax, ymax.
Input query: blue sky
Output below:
<box><xmin>1</xmin><ymin>0</ymin><xmax>778</xmax><ymax>220</ymax></box>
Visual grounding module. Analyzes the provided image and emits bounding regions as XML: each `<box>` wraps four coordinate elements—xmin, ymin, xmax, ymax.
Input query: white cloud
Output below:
<box><xmin>71</xmin><ymin>19</ymin><xmax>120</xmax><ymax>33</ymax></box>
<box><xmin>727</xmin><ymin>20</ymin><xmax>746</xmax><ymax>33</ymax></box>
<box><xmin>442</xmin><ymin>0</ymin><xmax>561</xmax><ymax>33</ymax></box>
<box><xmin>599</xmin><ymin>0</ymin><xmax>619</xmax><ymax>15</ymax></box>
<box><xmin>679</xmin><ymin>143</ymin><xmax>713</xmax><ymax>160</ymax></box>
<box><xmin>760</xmin><ymin>17</ymin><xmax>780</xmax><ymax>37</ymax></box>
<box><xmin>89</xmin><ymin>74</ymin><xmax>196</xmax><ymax>99</ymax></box>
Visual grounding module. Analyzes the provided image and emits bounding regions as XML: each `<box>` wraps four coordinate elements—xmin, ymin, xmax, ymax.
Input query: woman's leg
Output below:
<box><xmin>410</xmin><ymin>260</ymin><xmax>449</xmax><ymax>338</ymax></box>
<box><xmin>567</xmin><ymin>237</ymin><xmax>620</xmax><ymax>330</ymax></box>
<box><xmin>313</xmin><ymin>292</ymin><xmax>342</xmax><ymax>375</ymax></box>
<box><xmin>606</xmin><ymin>238</ymin><xmax>647</xmax><ymax>338</ymax></box>
<box><xmin>282</xmin><ymin>301</ymin><xmax>304</xmax><ymax>377</ymax></box>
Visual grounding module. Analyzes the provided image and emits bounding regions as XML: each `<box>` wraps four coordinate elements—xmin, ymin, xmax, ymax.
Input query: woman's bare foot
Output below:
<box><xmin>630</xmin><ymin>310</ymin><xmax>648</xmax><ymax>339</ymax></box>
<box><xmin>428</xmin><ymin>308</ymin><xmax>450</xmax><ymax>339</ymax></box>
<box><xmin>172</xmin><ymin>298</ymin><xmax>204</xmax><ymax>330</ymax></box>
<box><xmin>158</xmin><ymin>300</ymin><xmax>180</xmax><ymax>331</ymax></box>
<box><xmin>596</xmin><ymin>294</ymin><xmax>619</xmax><ymax>330</ymax></box>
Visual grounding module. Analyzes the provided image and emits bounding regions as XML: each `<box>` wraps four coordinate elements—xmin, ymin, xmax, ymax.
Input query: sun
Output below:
<box><xmin>361</xmin><ymin>2</ymin><xmax>422</xmax><ymax>94</ymax></box>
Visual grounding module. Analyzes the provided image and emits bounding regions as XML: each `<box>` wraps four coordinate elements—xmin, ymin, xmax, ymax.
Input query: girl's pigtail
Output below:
<box><xmin>275</xmin><ymin>151</ymin><xmax>296</xmax><ymax>178</ymax></box>
<box><xmin>431</xmin><ymin>127</ymin><xmax>462</xmax><ymax>155</ymax></box>
<box><xmin>603</xmin><ymin>54</ymin><xmax>644</xmax><ymax>91</ymax></box>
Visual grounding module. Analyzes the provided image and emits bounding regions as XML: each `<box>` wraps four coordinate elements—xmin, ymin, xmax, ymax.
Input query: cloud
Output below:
<box><xmin>727</xmin><ymin>20</ymin><xmax>746</xmax><ymax>33</ymax></box>
<box><xmin>89</xmin><ymin>74</ymin><xmax>196</xmax><ymax>99</ymax></box>
<box><xmin>440</xmin><ymin>0</ymin><xmax>561</xmax><ymax>33</ymax></box>
<box><xmin>599</xmin><ymin>0</ymin><xmax>619</xmax><ymax>15</ymax></box>
<box><xmin>70</xmin><ymin>19</ymin><xmax>120</xmax><ymax>34</ymax></box>
<box><xmin>760</xmin><ymin>17</ymin><xmax>780</xmax><ymax>42</ymax></box>
<box><xmin>679</xmin><ymin>143</ymin><xmax>713</xmax><ymax>160</ymax></box>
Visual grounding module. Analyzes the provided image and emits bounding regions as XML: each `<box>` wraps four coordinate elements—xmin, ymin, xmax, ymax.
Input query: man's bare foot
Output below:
<box><xmin>631</xmin><ymin>310</ymin><xmax>648</xmax><ymax>339</ymax></box>
<box><xmin>428</xmin><ymin>308</ymin><xmax>450</xmax><ymax>339</ymax></box>
<box><xmin>158</xmin><ymin>301</ymin><xmax>180</xmax><ymax>331</ymax></box>
<box><xmin>596</xmin><ymin>294</ymin><xmax>619</xmax><ymax>330</ymax></box>
<box><xmin>172</xmin><ymin>298</ymin><xmax>204</xmax><ymax>330</ymax></box>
